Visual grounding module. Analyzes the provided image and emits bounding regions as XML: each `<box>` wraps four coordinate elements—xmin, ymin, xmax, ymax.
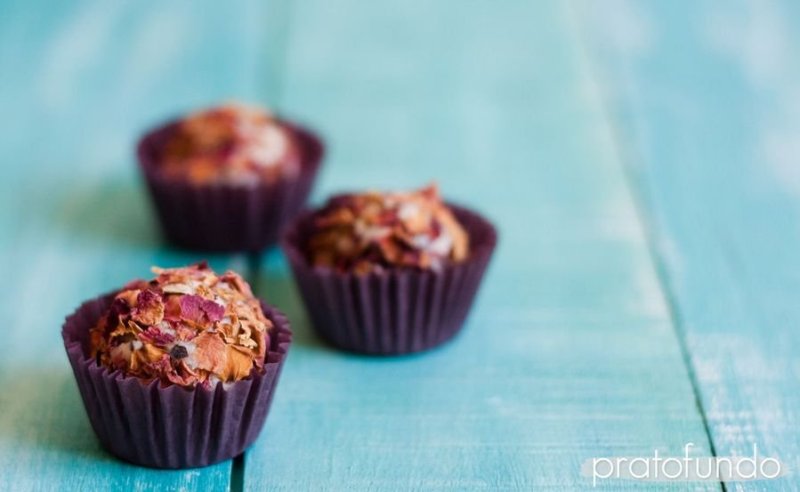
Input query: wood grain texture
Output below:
<box><xmin>0</xmin><ymin>1</ymin><xmax>279</xmax><ymax>490</ymax></box>
<box><xmin>575</xmin><ymin>0</ymin><xmax>800</xmax><ymax>489</ymax></box>
<box><xmin>244</xmin><ymin>0</ymin><xmax>717</xmax><ymax>489</ymax></box>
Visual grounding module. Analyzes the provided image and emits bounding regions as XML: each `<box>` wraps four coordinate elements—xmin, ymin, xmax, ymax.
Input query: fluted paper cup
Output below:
<box><xmin>62</xmin><ymin>293</ymin><xmax>292</xmax><ymax>469</ymax></box>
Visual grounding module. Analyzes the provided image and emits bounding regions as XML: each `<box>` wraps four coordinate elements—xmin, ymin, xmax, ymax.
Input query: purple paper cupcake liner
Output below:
<box><xmin>137</xmin><ymin>119</ymin><xmax>324</xmax><ymax>252</ymax></box>
<box><xmin>282</xmin><ymin>204</ymin><xmax>497</xmax><ymax>355</ymax></box>
<box><xmin>62</xmin><ymin>293</ymin><xmax>292</xmax><ymax>469</ymax></box>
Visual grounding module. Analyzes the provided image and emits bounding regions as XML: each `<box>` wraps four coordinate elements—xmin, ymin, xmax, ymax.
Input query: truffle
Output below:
<box><xmin>307</xmin><ymin>184</ymin><xmax>469</xmax><ymax>274</ymax></box>
<box><xmin>156</xmin><ymin>103</ymin><xmax>301</xmax><ymax>185</ymax></box>
<box><xmin>89</xmin><ymin>262</ymin><xmax>271</xmax><ymax>387</ymax></box>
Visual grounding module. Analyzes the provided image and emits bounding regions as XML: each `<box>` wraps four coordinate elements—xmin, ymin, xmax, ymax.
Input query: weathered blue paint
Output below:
<box><xmin>243</xmin><ymin>0</ymin><xmax>715</xmax><ymax>490</ymax></box>
<box><xmin>0</xmin><ymin>1</ymin><xmax>276</xmax><ymax>490</ymax></box>
<box><xmin>577</xmin><ymin>0</ymin><xmax>800</xmax><ymax>489</ymax></box>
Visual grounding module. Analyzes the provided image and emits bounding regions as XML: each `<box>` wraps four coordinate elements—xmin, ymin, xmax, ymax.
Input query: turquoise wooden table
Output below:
<box><xmin>1</xmin><ymin>0</ymin><xmax>797</xmax><ymax>490</ymax></box>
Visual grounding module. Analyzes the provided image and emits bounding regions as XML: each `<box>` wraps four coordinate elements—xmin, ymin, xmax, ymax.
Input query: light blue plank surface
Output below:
<box><xmin>576</xmin><ymin>0</ymin><xmax>800</xmax><ymax>489</ymax></box>
<box><xmin>244</xmin><ymin>1</ymin><xmax>715</xmax><ymax>489</ymax></box>
<box><xmin>0</xmin><ymin>1</ymin><xmax>278</xmax><ymax>490</ymax></box>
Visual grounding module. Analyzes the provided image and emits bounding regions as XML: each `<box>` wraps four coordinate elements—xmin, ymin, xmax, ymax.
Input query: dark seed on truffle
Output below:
<box><xmin>170</xmin><ymin>344</ymin><xmax>189</xmax><ymax>360</ymax></box>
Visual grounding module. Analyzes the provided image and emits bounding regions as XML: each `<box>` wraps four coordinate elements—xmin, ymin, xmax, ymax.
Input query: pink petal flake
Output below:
<box><xmin>180</xmin><ymin>295</ymin><xmax>224</xmax><ymax>323</ymax></box>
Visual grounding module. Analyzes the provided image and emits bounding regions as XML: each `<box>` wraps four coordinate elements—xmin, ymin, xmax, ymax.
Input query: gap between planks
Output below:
<box><xmin>564</xmin><ymin>3</ymin><xmax>725</xmax><ymax>490</ymax></box>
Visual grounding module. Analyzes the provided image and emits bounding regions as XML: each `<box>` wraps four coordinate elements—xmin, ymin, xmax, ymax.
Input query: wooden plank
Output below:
<box><xmin>575</xmin><ymin>0</ymin><xmax>800</xmax><ymax>488</ymax></box>
<box><xmin>244</xmin><ymin>0</ymin><xmax>717</xmax><ymax>489</ymax></box>
<box><xmin>0</xmin><ymin>1</ymin><xmax>281</xmax><ymax>490</ymax></box>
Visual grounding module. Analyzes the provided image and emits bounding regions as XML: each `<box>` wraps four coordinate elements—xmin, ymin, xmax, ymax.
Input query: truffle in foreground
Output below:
<box><xmin>62</xmin><ymin>262</ymin><xmax>292</xmax><ymax>468</ymax></box>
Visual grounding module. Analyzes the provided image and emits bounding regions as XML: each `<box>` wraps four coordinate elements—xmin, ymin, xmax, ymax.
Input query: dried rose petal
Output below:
<box><xmin>88</xmin><ymin>262</ymin><xmax>273</xmax><ymax>387</ymax></box>
<box><xmin>131</xmin><ymin>289</ymin><xmax>164</xmax><ymax>326</ymax></box>
<box><xmin>158</xmin><ymin>104</ymin><xmax>301</xmax><ymax>186</ymax></box>
<box><xmin>104</xmin><ymin>297</ymin><xmax>131</xmax><ymax>328</ymax></box>
<box><xmin>192</xmin><ymin>332</ymin><xmax>226</xmax><ymax>374</ymax></box>
<box><xmin>202</xmin><ymin>300</ymin><xmax>225</xmax><ymax>322</ymax></box>
<box><xmin>306</xmin><ymin>184</ymin><xmax>469</xmax><ymax>273</ymax></box>
<box><xmin>139</xmin><ymin>325</ymin><xmax>176</xmax><ymax>346</ymax></box>
<box><xmin>223</xmin><ymin>346</ymin><xmax>254</xmax><ymax>381</ymax></box>
<box><xmin>163</xmin><ymin>295</ymin><xmax>183</xmax><ymax>321</ymax></box>
<box><xmin>179</xmin><ymin>295</ymin><xmax>205</xmax><ymax>322</ymax></box>
<box><xmin>180</xmin><ymin>295</ymin><xmax>224</xmax><ymax>323</ymax></box>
